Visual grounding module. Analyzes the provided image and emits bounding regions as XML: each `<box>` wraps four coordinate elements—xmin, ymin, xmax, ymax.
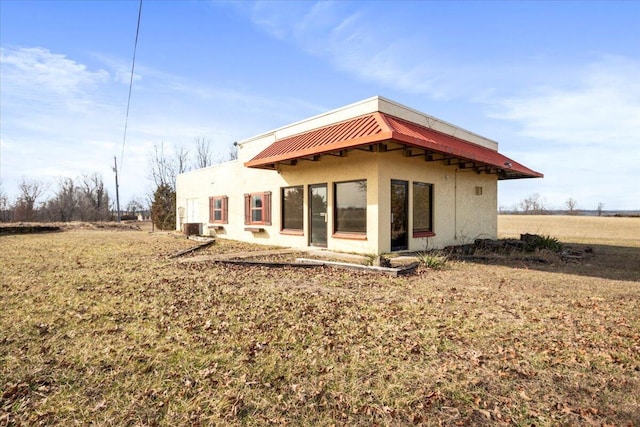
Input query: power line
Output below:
<box><xmin>119</xmin><ymin>0</ymin><xmax>143</xmax><ymax>172</ymax></box>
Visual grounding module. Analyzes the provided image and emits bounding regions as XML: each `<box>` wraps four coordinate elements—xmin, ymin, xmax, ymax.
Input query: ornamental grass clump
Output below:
<box><xmin>523</xmin><ymin>234</ymin><xmax>563</xmax><ymax>252</ymax></box>
<box><xmin>417</xmin><ymin>252</ymin><xmax>448</xmax><ymax>270</ymax></box>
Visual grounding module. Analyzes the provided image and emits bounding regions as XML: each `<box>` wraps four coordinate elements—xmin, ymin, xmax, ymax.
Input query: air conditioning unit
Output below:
<box><xmin>183</xmin><ymin>223</ymin><xmax>201</xmax><ymax>236</ymax></box>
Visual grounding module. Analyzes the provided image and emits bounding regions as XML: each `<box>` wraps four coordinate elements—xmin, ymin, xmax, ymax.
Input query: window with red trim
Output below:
<box><xmin>413</xmin><ymin>182</ymin><xmax>433</xmax><ymax>236</ymax></box>
<box><xmin>281</xmin><ymin>186</ymin><xmax>303</xmax><ymax>231</ymax></box>
<box><xmin>334</xmin><ymin>180</ymin><xmax>367</xmax><ymax>234</ymax></box>
<box><xmin>209</xmin><ymin>196</ymin><xmax>228</xmax><ymax>224</ymax></box>
<box><xmin>244</xmin><ymin>192</ymin><xmax>271</xmax><ymax>225</ymax></box>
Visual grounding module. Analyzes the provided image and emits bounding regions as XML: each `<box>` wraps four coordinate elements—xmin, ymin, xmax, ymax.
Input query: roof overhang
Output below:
<box><xmin>245</xmin><ymin>112</ymin><xmax>543</xmax><ymax>180</ymax></box>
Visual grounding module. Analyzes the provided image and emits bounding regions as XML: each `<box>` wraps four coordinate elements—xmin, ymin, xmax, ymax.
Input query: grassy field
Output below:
<box><xmin>499</xmin><ymin>214</ymin><xmax>640</xmax><ymax>246</ymax></box>
<box><xmin>1</xmin><ymin>218</ymin><xmax>639</xmax><ymax>426</ymax></box>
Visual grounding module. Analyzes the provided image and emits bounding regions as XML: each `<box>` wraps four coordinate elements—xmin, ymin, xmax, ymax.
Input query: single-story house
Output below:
<box><xmin>176</xmin><ymin>96</ymin><xmax>542</xmax><ymax>254</ymax></box>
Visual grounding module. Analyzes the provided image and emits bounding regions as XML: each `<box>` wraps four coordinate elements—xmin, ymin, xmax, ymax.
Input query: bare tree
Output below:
<box><xmin>0</xmin><ymin>181</ymin><xmax>10</xmax><ymax>222</ymax></box>
<box><xmin>597</xmin><ymin>202</ymin><xmax>604</xmax><ymax>217</ymax></box>
<box><xmin>565</xmin><ymin>197</ymin><xmax>578</xmax><ymax>215</ymax></box>
<box><xmin>175</xmin><ymin>144</ymin><xmax>190</xmax><ymax>178</ymax></box>
<box><xmin>79</xmin><ymin>173</ymin><xmax>110</xmax><ymax>221</ymax></box>
<box><xmin>194</xmin><ymin>137</ymin><xmax>213</xmax><ymax>169</ymax></box>
<box><xmin>149</xmin><ymin>142</ymin><xmax>174</xmax><ymax>189</ymax></box>
<box><xmin>148</xmin><ymin>142</ymin><xmax>190</xmax><ymax>190</ymax></box>
<box><xmin>519</xmin><ymin>193</ymin><xmax>546</xmax><ymax>215</ymax></box>
<box><xmin>148</xmin><ymin>142</ymin><xmax>190</xmax><ymax>231</ymax></box>
<box><xmin>13</xmin><ymin>178</ymin><xmax>46</xmax><ymax>221</ymax></box>
<box><xmin>46</xmin><ymin>177</ymin><xmax>77</xmax><ymax>222</ymax></box>
<box><xmin>125</xmin><ymin>196</ymin><xmax>145</xmax><ymax>219</ymax></box>
<box><xmin>213</xmin><ymin>142</ymin><xmax>239</xmax><ymax>164</ymax></box>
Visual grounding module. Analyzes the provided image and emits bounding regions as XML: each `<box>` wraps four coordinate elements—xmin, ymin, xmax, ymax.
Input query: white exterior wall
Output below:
<box><xmin>176</xmin><ymin>151</ymin><xmax>497</xmax><ymax>254</ymax></box>
<box><xmin>176</xmin><ymin>96</ymin><xmax>500</xmax><ymax>254</ymax></box>
<box><xmin>176</xmin><ymin>151</ymin><xmax>383</xmax><ymax>254</ymax></box>
<box><xmin>376</xmin><ymin>150</ymin><xmax>497</xmax><ymax>253</ymax></box>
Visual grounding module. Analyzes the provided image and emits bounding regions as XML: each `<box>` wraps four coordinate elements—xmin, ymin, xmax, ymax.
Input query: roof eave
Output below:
<box><xmin>244</xmin><ymin>111</ymin><xmax>543</xmax><ymax>180</ymax></box>
<box><xmin>390</xmin><ymin>132</ymin><xmax>543</xmax><ymax>180</ymax></box>
<box><xmin>244</xmin><ymin>131</ymin><xmax>393</xmax><ymax>168</ymax></box>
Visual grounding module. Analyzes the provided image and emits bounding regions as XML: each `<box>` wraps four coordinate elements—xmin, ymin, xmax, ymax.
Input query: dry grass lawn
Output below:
<box><xmin>499</xmin><ymin>214</ymin><xmax>640</xmax><ymax>247</ymax></box>
<box><xmin>1</xmin><ymin>219</ymin><xmax>639</xmax><ymax>426</ymax></box>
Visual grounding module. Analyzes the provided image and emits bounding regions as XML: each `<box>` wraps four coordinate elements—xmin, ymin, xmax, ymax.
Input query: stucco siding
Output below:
<box><xmin>374</xmin><ymin>151</ymin><xmax>497</xmax><ymax>252</ymax></box>
<box><xmin>177</xmin><ymin>149</ymin><xmax>497</xmax><ymax>254</ymax></box>
<box><xmin>453</xmin><ymin>171</ymin><xmax>498</xmax><ymax>244</ymax></box>
<box><xmin>176</xmin><ymin>152</ymin><xmax>383</xmax><ymax>254</ymax></box>
<box><xmin>174</xmin><ymin>97</ymin><xmax>526</xmax><ymax>255</ymax></box>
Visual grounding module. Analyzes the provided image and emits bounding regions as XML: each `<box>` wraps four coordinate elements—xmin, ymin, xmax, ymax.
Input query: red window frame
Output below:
<box><xmin>412</xmin><ymin>182</ymin><xmax>434</xmax><ymax>237</ymax></box>
<box><xmin>209</xmin><ymin>196</ymin><xmax>228</xmax><ymax>224</ymax></box>
<box><xmin>281</xmin><ymin>185</ymin><xmax>304</xmax><ymax>232</ymax></box>
<box><xmin>244</xmin><ymin>192</ymin><xmax>271</xmax><ymax>226</ymax></box>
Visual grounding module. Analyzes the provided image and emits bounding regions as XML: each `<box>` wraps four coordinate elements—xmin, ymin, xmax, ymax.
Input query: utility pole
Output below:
<box><xmin>113</xmin><ymin>156</ymin><xmax>121</xmax><ymax>223</ymax></box>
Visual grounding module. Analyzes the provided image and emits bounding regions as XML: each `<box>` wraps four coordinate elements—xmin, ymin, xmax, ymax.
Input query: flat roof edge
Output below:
<box><xmin>238</xmin><ymin>96</ymin><xmax>498</xmax><ymax>151</ymax></box>
<box><xmin>376</xmin><ymin>97</ymin><xmax>499</xmax><ymax>149</ymax></box>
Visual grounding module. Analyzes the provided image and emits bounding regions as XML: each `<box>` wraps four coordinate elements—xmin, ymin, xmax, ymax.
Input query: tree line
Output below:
<box><xmin>0</xmin><ymin>174</ymin><xmax>113</xmax><ymax>223</ymax></box>
<box><xmin>0</xmin><ymin>138</ymin><xmax>237</xmax><ymax>228</ymax></box>
<box><xmin>499</xmin><ymin>193</ymin><xmax>605</xmax><ymax>216</ymax></box>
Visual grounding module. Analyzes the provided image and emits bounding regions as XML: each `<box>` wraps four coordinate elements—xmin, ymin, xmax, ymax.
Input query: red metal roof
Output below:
<box><xmin>245</xmin><ymin>112</ymin><xmax>542</xmax><ymax>180</ymax></box>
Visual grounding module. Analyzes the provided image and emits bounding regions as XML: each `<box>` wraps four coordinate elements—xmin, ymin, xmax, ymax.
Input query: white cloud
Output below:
<box><xmin>489</xmin><ymin>56</ymin><xmax>640</xmax><ymax>146</ymax></box>
<box><xmin>244</xmin><ymin>2</ymin><xmax>459</xmax><ymax>100</ymax></box>
<box><xmin>1</xmin><ymin>47</ymin><xmax>109</xmax><ymax>99</ymax></box>
<box><xmin>90</xmin><ymin>52</ymin><xmax>143</xmax><ymax>85</ymax></box>
<box><xmin>0</xmin><ymin>44</ymin><xmax>327</xmax><ymax>204</ymax></box>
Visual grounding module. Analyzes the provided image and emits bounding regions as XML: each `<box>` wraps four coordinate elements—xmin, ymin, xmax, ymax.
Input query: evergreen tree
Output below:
<box><xmin>151</xmin><ymin>184</ymin><xmax>176</xmax><ymax>230</ymax></box>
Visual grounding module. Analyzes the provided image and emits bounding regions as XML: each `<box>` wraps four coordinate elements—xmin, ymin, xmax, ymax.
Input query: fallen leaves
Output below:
<box><xmin>1</xmin><ymin>229</ymin><xmax>639</xmax><ymax>426</ymax></box>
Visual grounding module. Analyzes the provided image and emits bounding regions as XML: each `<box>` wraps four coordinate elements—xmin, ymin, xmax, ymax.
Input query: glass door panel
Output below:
<box><xmin>309</xmin><ymin>184</ymin><xmax>328</xmax><ymax>247</ymax></box>
<box><xmin>391</xmin><ymin>180</ymin><xmax>408</xmax><ymax>251</ymax></box>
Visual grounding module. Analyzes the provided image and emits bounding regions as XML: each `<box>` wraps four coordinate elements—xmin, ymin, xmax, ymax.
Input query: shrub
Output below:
<box><xmin>522</xmin><ymin>234</ymin><xmax>563</xmax><ymax>252</ymax></box>
<box><xmin>417</xmin><ymin>252</ymin><xmax>448</xmax><ymax>270</ymax></box>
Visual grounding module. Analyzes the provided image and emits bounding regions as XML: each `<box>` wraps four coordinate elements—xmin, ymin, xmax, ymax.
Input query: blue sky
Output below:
<box><xmin>1</xmin><ymin>1</ymin><xmax>639</xmax><ymax>211</ymax></box>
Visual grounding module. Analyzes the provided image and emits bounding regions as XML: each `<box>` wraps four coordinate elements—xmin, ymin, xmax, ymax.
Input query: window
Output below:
<box><xmin>209</xmin><ymin>196</ymin><xmax>228</xmax><ymax>224</ymax></box>
<box><xmin>244</xmin><ymin>192</ymin><xmax>271</xmax><ymax>225</ymax></box>
<box><xmin>281</xmin><ymin>186</ymin><xmax>303</xmax><ymax>231</ymax></box>
<box><xmin>413</xmin><ymin>182</ymin><xmax>433</xmax><ymax>237</ymax></box>
<box><xmin>475</xmin><ymin>186</ymin><xmax>483</xmax><ymax>196</ymax></box>
<box><xmin>334</xmin><ymin>180</ymin><xmax>367</xmax><ymax>234</ymax></box>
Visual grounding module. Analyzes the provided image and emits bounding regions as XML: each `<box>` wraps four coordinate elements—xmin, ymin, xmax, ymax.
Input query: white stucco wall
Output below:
<box><xmin>176</xmin><ymin>151</ymin><xmax>383</xmax><ymax>254</ymax></box>
<box><xmin>176</xmin><ymin>96</ymin><xmax>500</xmax><ymax>254</ymax></box>
<box><xmin>376</xmin><ymin>150</ymin><xmax>498</xmax><ymax>253</ymax></box>
<box><xmin>176</xmin><ymin>150</ymin><xmax>497</xmax><ymax>254</ymax></box>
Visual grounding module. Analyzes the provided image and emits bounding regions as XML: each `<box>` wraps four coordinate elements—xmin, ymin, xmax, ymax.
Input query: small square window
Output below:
<box><xmin>475</xmin><ymin>186</ymin><xmax>483</xmax><ymax>196</ymax></box>
<box><xmin>209</xmin><ymin>196</ymin><xmax>228</xmax><ymax>224</ymax></box>
<box><xmin>244</xmin><ymin>192</ymin><xmax>272</xmax><ymax>225</ymax></box>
